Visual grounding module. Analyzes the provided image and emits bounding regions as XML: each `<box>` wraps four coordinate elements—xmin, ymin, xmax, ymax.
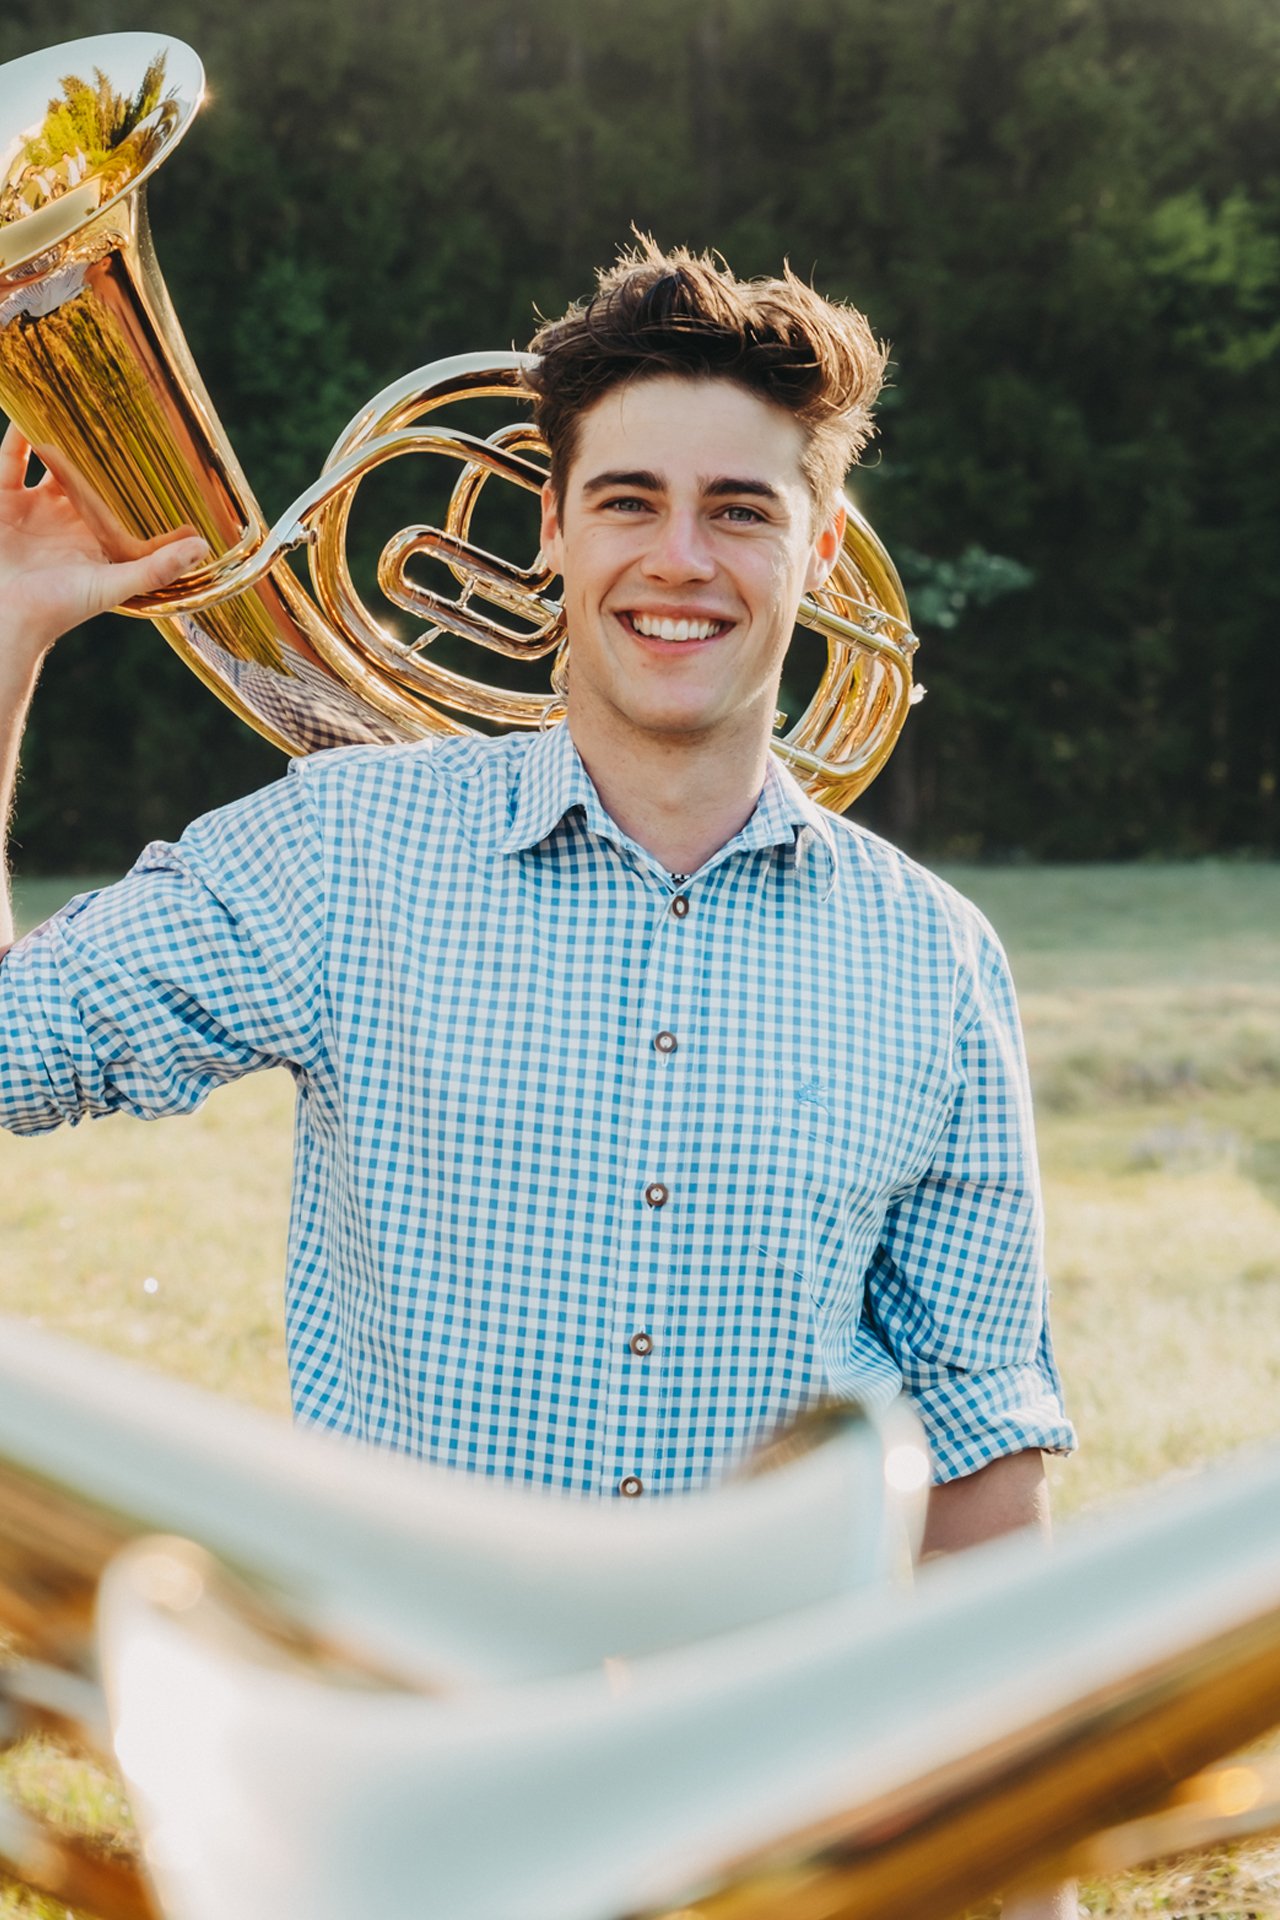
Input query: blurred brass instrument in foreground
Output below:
<box><xmin>0</xmin><ymin>33</ymin><xmax>917</xmax><ymax>812</ymax></box>
<box><xmin>5</xmin><ymin>1318</ymin><xmax>1280</xmax><ymax>1920</ymax></box>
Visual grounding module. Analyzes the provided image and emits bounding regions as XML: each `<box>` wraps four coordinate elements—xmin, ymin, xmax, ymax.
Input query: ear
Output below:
<box><xmin>539</xmin><ymin>482</ymin><xmax>564</xmax><ymax>577</ymax></box>
<box><xmin>804</xmin><ymin>501</ymin><xmax>846</xmax><ymax>595</ymax></box>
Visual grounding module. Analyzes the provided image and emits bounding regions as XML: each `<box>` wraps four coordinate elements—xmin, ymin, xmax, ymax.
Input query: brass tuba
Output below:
<box><xmin>0</xmin><ymin>33</ymin><xmax>918</xmax><ymax>812</ymax></box>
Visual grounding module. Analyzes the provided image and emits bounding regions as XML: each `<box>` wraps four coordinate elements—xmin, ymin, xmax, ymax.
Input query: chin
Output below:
<box><xmin>628</xmin><ymin>707</ymin><xmax>720</xmax><ymax>741</ymax></box>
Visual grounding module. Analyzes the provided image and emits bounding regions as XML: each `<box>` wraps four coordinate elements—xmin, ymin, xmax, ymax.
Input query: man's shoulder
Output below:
<box><xmin>287</xmin><ymin>730</ymin><xmax>523</xmax><ymax>792</ymax></box>
<box><xmin>282</xmin><ymin>732</ymin><xmax>529</xmax><ymax>829</ymax></box>
<box><xmin>819</xmin><ymin>811</ymin><xmax>1005</xmax><ymax>963</ymax></box>
<box><xmin>822</xmin><ymin>810</ymin><xmax>977</xmax><ymax>915</ymax></box>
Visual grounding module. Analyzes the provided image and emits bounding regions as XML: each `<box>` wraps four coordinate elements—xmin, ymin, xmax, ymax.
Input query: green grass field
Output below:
<box><xmin>3</xmin><ymin>860</ymin><xmax>1280</xmax><ymax>1918</ymax></box>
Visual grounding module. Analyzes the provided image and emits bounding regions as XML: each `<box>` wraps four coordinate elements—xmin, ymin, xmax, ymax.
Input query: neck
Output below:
<box><xmin>566</xmin><ymin>702</ymin><xmax>772</xmax><ymax>873</ymax></box>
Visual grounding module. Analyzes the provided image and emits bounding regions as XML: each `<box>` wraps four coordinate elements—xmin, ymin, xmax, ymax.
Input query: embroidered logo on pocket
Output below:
<box><xmin>795</xmin><ymin>1075</ymin><xmax>834</xmax><ymax>1120</ymax></box>
<box><xmin>779</xmin><ymin>1069</ymin><xmax>839</xmax><ymax>1140</ymax></box>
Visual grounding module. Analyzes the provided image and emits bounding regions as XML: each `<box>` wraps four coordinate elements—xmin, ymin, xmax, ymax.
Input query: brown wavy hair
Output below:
<box><xmin>525</xmin><ymin>237</ymin><xmax>888</xmax><ymax>519</ymax></box>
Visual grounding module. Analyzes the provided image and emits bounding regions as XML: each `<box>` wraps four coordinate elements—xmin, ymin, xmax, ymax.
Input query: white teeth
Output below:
<box><xmin>632</xmin><ymin>614</ymin><xmax>723</xmax><ymax>641</ymax></box>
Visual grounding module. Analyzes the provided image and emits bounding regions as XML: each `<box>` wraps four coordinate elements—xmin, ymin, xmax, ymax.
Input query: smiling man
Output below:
<box><xmin>0</xmin><ymin>238</ymin><xmax>1075</xmax><ymax>1912</ymax></box>
<box><xmin>0</xmin><ymin>234</ymin><xmax>1073</xmax><ymax>1508</ymax></box>
<box><xmin>0</xmin><ymin>245</ymin><xmax>1074</xmax><ymax>1911</ymax></box>
<box><xmin>0</xmin><ymin>238</ymin><xmax>1074</xmax><ymax>1481</ymax></box>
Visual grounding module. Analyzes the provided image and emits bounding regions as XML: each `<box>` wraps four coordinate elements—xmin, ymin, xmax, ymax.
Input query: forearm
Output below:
<box><xmin>921</xmin><ymin>1446</ymin><xmax>1050</xmax><ymax>1556</ymax></box>
<box><xmin>0</xmin><ymin>422</ymin><xmax>211</xmax><ymax>950</ymax></box>
<box><xmin>0</xmin><ymin>624</ymin><xmax>53</xmax><ymax>949</ymax></box>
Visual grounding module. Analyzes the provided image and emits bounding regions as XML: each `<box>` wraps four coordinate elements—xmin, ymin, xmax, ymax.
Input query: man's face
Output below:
<box><xmin>539</xmin><ymin>375</ymin><xmax>844</xmax><ymax>755</ymax></box>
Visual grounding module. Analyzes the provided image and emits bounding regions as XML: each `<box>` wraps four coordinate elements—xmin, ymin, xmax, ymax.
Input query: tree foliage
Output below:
<box><xmin>2</xmin><ymin>0</ymin><xmax>1277</xmax><ymax>862</ymax></box>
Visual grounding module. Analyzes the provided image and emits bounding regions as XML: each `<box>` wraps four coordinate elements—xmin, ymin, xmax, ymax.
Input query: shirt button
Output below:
<box><xmin>671</xmin><ymin>894</ymin><xmax>690</xmax><ymax>918</ymax></box>
<box><xmin>644</xmin><ymin>1182</ymin><xmax>668</xmax><ymax>1209</ymax></box>
<box><xmin>629</xmin><ymin>1330</ymin><xmax>654</xmax><ymax>1357</ymax></box>
<box><xmin>619</xmin><ymin>1475</ymin><xmax>644</xmax><ymax>1497</ymax></box>
<box><xmin>653</xmin><ymin>1030</ymin><xmax>678</xmax><ymax>1055</ymax></box>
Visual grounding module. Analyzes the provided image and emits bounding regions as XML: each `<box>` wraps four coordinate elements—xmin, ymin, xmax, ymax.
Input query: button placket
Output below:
<box><xmin>600</xmin><ymin>880</ymin><xmax>697</xmax><ymax>1497</ymax></box>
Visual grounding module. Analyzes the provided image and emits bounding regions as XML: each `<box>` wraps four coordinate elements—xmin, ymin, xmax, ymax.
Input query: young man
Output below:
<box><xmin>1</xmin><ymin>248</ymin><xmax>1073</xmax><ymax>1536</ymax></box>
<box><xmin>1</xmin><ymin>240</ymin><xmax>1076</xmax><ymax>1914</ymax></box>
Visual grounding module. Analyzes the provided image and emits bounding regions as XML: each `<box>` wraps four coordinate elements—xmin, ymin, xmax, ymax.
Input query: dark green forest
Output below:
<box><xmin>2</xmin><ymin>0</ymin><xmax>1278</xmax><ymax>863</ymax></box>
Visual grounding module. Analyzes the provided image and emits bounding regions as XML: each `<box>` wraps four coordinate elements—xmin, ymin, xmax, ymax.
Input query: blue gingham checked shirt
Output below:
<box><xmin>0</xmin><ymin>723</ymin><xmax>1073</xmax><ymax>1493</ymax></box>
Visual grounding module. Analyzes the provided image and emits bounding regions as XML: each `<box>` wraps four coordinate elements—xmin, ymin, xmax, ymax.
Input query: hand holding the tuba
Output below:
<box><xmin>0</xmin><ymin>421</ymin><xmax>209</xmax><ymax>663</ymax></box>
<box><xmin>0</xmin><ymin>420</ymin><xmax>209</xmax><ymax>947</ymax></box>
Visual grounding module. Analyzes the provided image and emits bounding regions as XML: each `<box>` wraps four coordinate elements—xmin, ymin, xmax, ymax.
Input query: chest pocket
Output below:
<box><xmin>755</xmin><ymin>1061</ymin><xmax>942</xmax><ymax>1327</ymax></box>
<box><xmin>752</xmin><ymin>1068</ymin><xmax>853</xmax><ymax>1304</ymax></box>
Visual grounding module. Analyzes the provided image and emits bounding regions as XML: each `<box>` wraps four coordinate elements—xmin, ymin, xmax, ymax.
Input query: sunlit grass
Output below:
<box><xmin>0</xmin><ymin>1734</ymin><xmax>136</xmax><ymax>1919</ymax></box>
<box><xmin>3</xmin><ymin>861</ymin><xmax>1280</xmax><ymax>1918</ymax></box>
<box><xmin>939</xmin><ymin>861</ymin><xmax>1280</xmax><ymax>992</ymax></box>
<box><xmin>0</xmin><ymin>1735</ymin><xmax>133</xmax><ymax>1843</ymax></box>
<box><xmin>1</xmin><ymin>1065</ymin><xmax>293</xmax><ymax>1416</ymax></box>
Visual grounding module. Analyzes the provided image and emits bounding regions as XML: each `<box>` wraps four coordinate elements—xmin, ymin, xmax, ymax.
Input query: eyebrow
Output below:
<box><xmin>581</xmin><ymin>469</ymin><xmax>663</xmax><ymax>496</ymax></box>
<box><xmin>580</xmin><ymin>469</ymin><xmax>784</xmax><ymax>504</ymax></box>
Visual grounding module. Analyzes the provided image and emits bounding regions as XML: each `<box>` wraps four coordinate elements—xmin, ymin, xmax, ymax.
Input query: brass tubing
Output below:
<box><xmin>0</xmin><ymin>1462</ymin><xmax>131</xmax><ymax>1664</ymax></box>
<box><xmin>665</xmin><ymin>1605</ymin><xmax>1280</xmax><ymax>1920</ymax></box>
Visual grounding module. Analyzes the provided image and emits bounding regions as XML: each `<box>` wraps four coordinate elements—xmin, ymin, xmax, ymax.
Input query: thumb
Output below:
<box><xmin>107</xmin><ymin>535</ymin><xmax>211</xmax><ymax>607</ymax></box>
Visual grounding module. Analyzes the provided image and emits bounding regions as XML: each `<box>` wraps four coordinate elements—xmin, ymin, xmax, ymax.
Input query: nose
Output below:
<box><xmin>639</xmin><ymin>507</ymin><xmax>715</xmax><ymax>582</ymax></box>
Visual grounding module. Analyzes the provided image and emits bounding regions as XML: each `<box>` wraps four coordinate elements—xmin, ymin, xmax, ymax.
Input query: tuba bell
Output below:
<box><xmin>0</xmin><ymin>33</ymin><xmax>918</xmax><ymax>812</ymax></box>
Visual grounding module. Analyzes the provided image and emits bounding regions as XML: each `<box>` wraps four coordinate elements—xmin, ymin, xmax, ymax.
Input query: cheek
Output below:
<box><xmin>760</xmin><ymin>549</ymin><xmax>804</xmax><ymax>617</ymax></box>
<box><xmin>571</xmin><ymin>526</ymin><xmax>636</xmax><ymax>583</ymax></box>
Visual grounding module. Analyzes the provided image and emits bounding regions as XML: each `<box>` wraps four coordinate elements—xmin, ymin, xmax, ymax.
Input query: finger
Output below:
<box><xmin>32</xmin><ymin>446</ymin><xmax>78</xmax><ymax>500</ymax></box>
<box><xmin>133</xmin><ymin>523</ymin><xmax>203</xmax><ymax>559</ymax></box>
<box><xmin>0</xmin><ymin>421</ymin><xmax>32</xmax><ymax>491</ymax></box>
<box><xmin>102</xmin><ymin>536</ymin><xmax>210</xmax><ymax>606</ymax></box>
<box><xmin>99</xmin><ymin>523</ymin><xmax>206</xmax><ymax>563</ymax></box>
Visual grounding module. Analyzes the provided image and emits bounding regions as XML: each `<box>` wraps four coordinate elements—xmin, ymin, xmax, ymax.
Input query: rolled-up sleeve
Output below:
<box><xmin>859</xmin><ymin>914</ymin><xmax>1076</xmax><ymax>1482</ymax></box>
<box><xmin>0</xmin><ymin>764</ymin><xmax>327</xmax><ymax>1135</ymax></box>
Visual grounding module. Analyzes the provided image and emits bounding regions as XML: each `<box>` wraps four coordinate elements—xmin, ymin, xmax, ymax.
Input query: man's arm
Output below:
<box><xmin>921</xmin><ymin>1446</ymin><xmax>1049</xmax><ymax>1556</ymax></box>
<box><xmin>0</xmin><ymin>628</ymin><xmax>46</xmax><ymax>950</ymax></box>
<box><xmin>0</xmin><ymin>422</ymin><xmax>206</xmax><ymax>945</ymax></box>
<box><xmin>0</xmin><ymin>419</ymin><xmax>325</xmax><ymax>1137</ymax></box>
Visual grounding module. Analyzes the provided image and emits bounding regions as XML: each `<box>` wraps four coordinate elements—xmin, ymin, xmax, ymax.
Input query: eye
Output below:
<box><xmin>718</xmin><ymin>502</ymin><xmax>767</xmax><ymax>525</ymax></box>
<box><xmin>600</xmin><ymin>494</ymin><xmax>652</xmax><ymax>514</ymax></box>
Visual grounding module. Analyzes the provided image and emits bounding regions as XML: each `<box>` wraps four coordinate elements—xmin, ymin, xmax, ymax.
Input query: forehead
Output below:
<box><xmin>567</xmin><ymin>374</ymin><xmax>809</xmax><ymax>491</ymax></box>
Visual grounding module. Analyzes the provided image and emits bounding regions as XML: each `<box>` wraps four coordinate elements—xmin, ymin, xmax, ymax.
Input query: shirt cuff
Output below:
<box><xmin>907</xmin><ymin>1363</ymin><xmax>1077</xmax><ymax>1484</ymax></box>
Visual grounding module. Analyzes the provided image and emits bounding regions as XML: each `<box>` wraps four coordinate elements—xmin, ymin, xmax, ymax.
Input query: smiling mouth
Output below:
<box><xmin>623</xmin><ymin>612</ymin><xmax>733</xmax><ymax>643</ymax></box>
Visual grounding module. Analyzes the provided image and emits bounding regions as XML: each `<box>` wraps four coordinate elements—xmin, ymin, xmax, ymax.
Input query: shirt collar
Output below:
<box><xmin>499</xmin><ymin>720</ymin><xmax>617</xmax><ymax>854</ymax></box>
<box><xmin>500</xmin><ymin>721</ymin><xmax>838</xmax><ymax>883</ymax></box>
